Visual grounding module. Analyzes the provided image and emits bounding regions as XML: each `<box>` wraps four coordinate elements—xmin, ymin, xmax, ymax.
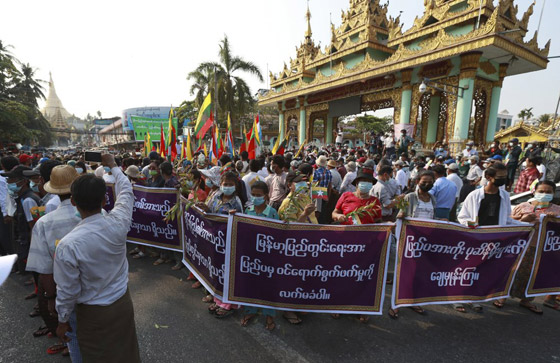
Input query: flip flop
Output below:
<box><xmin>453</xmin><ymin>304</ymin><xmax>466</xmax><ymax>313</ymax></box>
<box><xmin>543</xmin><ymin>300</ymin><xmax>560</xmax><ymax>311</ymax></box>
<box><xmin>520</xmin><ymin>303</ymin><xmax>543</xmax><ymax>315</ymax></box>
<box><xmin>215</xmin><ymin>308</ymin><xmax>234</xmax><ymax>319</ymax></box>
<box><xmin>409</xmin><ymin>306</ymin><xmax>426</xmax><ymax>315</ymax></box>
<box><xmin>33</xmin><ymin>326</ymin><xmax>49</xmax><ymax>337</ymax></box>
<box><xmin>388</xmin><ymin>308</ymin><xmax>399</xmax><ymax>320</ymax></box>
<box><xmin>208</xmin><ymin>303</ymin><xmax>219</xmax><ymax>314</ymax></box>
<box><xmin>282</xmin><ymin>313</ymin><xmax>302</xmax><ymax>325</ymax></box>
<box><xmin>493</xmin><ymin>300</ymin><xmax>504</xmax><ymax>309</ymax></box>
<box><xmin>241</xmin><ymin>314</ymin><xmax>256</xmax><ymax>327</ymax></box>
<box><xmin>47</xmin><ymin>343</ymin><xmax>67</xmax><ymax>355</ymax></box>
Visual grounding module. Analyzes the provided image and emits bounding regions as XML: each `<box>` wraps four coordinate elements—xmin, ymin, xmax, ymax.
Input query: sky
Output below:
<box><xmin>1</xmin><ymin>0</ymin><xmax>558</xmax><ymax>121</ymax></box>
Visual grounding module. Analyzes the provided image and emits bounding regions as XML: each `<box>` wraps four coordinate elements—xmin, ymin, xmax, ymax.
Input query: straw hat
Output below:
<box><xmin>43</xmin><ymin>165</ymin><xmax>79</xmax><ymax>195</ymax></box>
<box><xmin>316</xmin><ymin>155</ymin><xmax>328</xmax><ymax>167</ymax></box>
<box><xmin>125</xmin><ymin>165</ymin><xmax>141</xmax><ymax>179</ymax></box>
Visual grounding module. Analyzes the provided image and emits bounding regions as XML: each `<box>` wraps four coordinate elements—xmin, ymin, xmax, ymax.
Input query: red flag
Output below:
<box><xmin>160</xmin><ymin>123</ymin><xmax>167</xmax><ymax>157</ymax></box>
<box><xmin>169</xmin><ymin>125</ymin><xmax>177</xmax><ymax>161</ymax></box>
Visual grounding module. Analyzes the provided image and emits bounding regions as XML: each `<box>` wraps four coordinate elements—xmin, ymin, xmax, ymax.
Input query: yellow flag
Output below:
<box><xmin>295</xmin><ymin>139</ymin><xmax>307</xmax><ymax>158</ymax></box>
<box><xmin>186</xmin><ymin>133</ymin><xmax>193</xmax><ymax>160</ymax></box>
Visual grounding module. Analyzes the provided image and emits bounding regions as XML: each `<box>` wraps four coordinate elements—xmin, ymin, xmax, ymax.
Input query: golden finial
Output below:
<box><xmin>305</xmin><ymin>0</ymin><xmax>312</xmax><ymax>39</ymax></box>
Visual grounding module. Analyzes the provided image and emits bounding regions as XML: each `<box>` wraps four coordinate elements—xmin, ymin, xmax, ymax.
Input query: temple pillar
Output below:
<box><xmin>452</xmin><ymin>52</ymin><xmax>482</xmax><ymax>147</ymax></box>
<box><xmin>486</xmin><ymin>64</ymin><xmax>508</xmax><ymax>142</ymax></box>
<box><xmin>278</xmin><ymin>102</ymin><xmax>285</xmax><ymax>141</ymax></box>
<box><xmin>426</xmin><ymin>94</ymin><xmax>441</xmax><ymax>144</ymax></box>
<box><xmin>298</xmin><ymin>97</ymin><xmax>306</xmax><ymax>144</ymax></box>
<box><xmin>399</xmin><ymin>69</ymin><xmax>413</xmax><ymax>124</ymax></box>
<box><xmin>326</xmin><ymin>117</ymin><xmax>334</xmax><ymax>144</ymax></box>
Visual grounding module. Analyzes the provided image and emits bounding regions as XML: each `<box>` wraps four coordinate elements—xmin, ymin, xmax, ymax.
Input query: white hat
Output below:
<box><xmin>446</xmin><ymin>163</ymin><xmax>459</xmax><ymax>171</ymax></box>
<box><xmin>316</xmin><ymin>155</ymin><xmax>328</xmax><ymax>167</ymax></box>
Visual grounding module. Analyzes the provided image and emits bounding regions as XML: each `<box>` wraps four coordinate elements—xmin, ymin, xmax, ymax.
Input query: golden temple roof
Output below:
<box><xmin>261</xmin><ymin>0</ymin><xmax>550</xmax><ymax>106</ymax></box>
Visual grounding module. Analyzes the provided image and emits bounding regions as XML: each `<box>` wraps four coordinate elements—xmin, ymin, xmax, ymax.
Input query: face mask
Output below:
<box><xmin>30</xmin><ymin>181</ymin><xmax>39</xmax><ymax>193</ymax></box>
<box><xmin>186</xmin><ymin>181</ymin><xmax>194</xmax><ymax>188</ymax></box>
<box><xmin>75</xmin><ymin>210</ymin><xmax>82</xmax><ymax>219</ymax></box>
<box><xmin>205</xmin><ymin>179</ymin><xmax>213</xmax><ymax>187</ymax></box>
<box><xmin>7</xmin><ymin>183</ymin><xmax>21</xmax><ymax>193</ymax></box>
<box><xmin>251</xmin><ymin>196</ymin><xmax>265</xmax><ymax>206</ymax></box>
<box><xmin>418</xmin><ymin>183</ymin><xmax>433</xmax><ymax>192</ymax></box>
<box><xmin>221</xmin><ymin>185</ymin><xmax>235</xmax><ymax>196</ymax></box>
<box><xmin>295</xmin><ymin>181</ymin><xmax>308</xmax><ymax>192</ymax></box>
<box><xmin>528</xmin><ymin>144</ymin><xmax>533</xmax><ymax>149</ymax></box>
<box><xmin>438</xmin><ymin>148</ymin><xmax>444</xmax><ymax>152</ymax></box>
<box><xmin>493</xmin><ymin>178</ymin><xmax>507</xmax><ymax>187</ymax></box>
<box><xmin>534</xmin><ymin>193</ymin><xmax>553</xmax><ymax>203</ymax></box>
<box><xmin>509</xmin><ymin>142</ymin><xmax>513</xmax><ymax>147</ymax></box>
<box><xmin>358</xmin><ymin>181</ymin><xmax>373</xmax><ymax>193</ymax></box>
<box><xmin>466</xmin><ymin>146</ymin><xmax>472</xmax><ymax>150</ymax></box>
<box><xmin>76</xmin><ymin>167</ymin><xmax>84</xmax><ymax>174</ymax></box>
<box><xmin>149</xmin><ymin>170</ymin><xmax>158</xmax><ymax>176</ymax></box>
<box><xmin>104</xmin><ymin>166</ymin><xmax>111</xmax><ymax>173</ymax></box>
<box><xmin>483</xmin><ymin>163</ymin><xmax>490</xmax><ymax>169</ymax></box>
<box><xmin>465</xmin><ymin>160</ymin><xmax>471</xmax><ymax>165</ymax></box>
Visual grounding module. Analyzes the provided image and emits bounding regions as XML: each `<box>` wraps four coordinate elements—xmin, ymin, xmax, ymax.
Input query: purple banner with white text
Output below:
<box><xmin>223</xmin><ymin>214</ymin><xmax>392</xmax><ymax>315</ymax></box>
<box><xmin>526</xmin><ymin>216</ymin><xmax>560</xmax><ymax>297</ymax></box>
<box><xmin>127</xmin><ymin>185</ymin><xmax>182</xmax><ymax>251</ymax></box>
<box><xmin>393</xmin><ymin>219</ymin><xmax>533</xmax><ymax>308</ymax></box>
<box><xmin>104</xmin><ymin>183</ymin><xmax>115</xmax><ymax>212</ymax></box>
<box><xmin>182</xmin><ymin>202</ymin><xmax>228</xmax><ymax>299</ymax></box>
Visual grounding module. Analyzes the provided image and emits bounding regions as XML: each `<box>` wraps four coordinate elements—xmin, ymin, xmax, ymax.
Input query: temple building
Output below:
<box><xmin>258</xmin><ymin>0</ymin><xmax>550</xmax><ymax>152</ymax></box>
<box><xmin>41</xmin><ymin>73</ymin><xmax>73</xmax><ymax>144</ymax></box>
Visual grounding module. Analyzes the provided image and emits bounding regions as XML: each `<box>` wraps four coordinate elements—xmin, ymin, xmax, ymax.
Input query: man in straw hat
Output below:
<box><xmin>54</xmin><ymin>153</ymin><xmax>140</xmax><ymax>363</ymax></box>
<box><xmin>26</xmin><ymin>165</ymin><xmax>82</xmax><ymax>358</ymax></box>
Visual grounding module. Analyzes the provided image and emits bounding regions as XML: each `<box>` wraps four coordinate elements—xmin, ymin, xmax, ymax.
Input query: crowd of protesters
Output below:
<box><xmin>1</xmin><ymin>130</ymin><xmax>560</xmax><ymax>362</ymax></box>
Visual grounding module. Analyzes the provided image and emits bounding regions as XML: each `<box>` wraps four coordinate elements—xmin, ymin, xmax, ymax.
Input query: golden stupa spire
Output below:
<box><xmin>305</xmin><ymin>0</ymin><xmax>312</xmax><ymax>39</ymax></box>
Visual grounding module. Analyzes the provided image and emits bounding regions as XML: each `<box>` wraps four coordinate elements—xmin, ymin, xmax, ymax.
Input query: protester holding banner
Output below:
<box><xmin>240</xmin><ymin>181</ymin><xmax>279</xmax><ymax>330</ymax></box>
<box><xmin>197</xmin><ymin>171</ymin><xmax>243</xmax><ymax>318</ymax></box>
<box><xmin>494</xmin><ymin>180</ymin><xmax>560</xmax><ymax>313</ymax></box>
<box><xmin>332</xmin><ymin>171</ymin><xmax>381</xmax><ymax>225</ymax></box>
<box><xmin>278</xmin><ymin>170</ymin><xmax>317</xmax><ymax>224</ymax></box>
<box><xmin>147</xmin><ymin>160</ymin><xmax>164</xmax><ymax>188</ymax></box>
<box><xmin>186</xmin><ymin>169</ymin><xmax>207</xmax><ymax>202</ymax></box>
<box><xmin>200</xmin><ymin>166</ymin><xmax>221</xmax><ymax>200</ymax></box>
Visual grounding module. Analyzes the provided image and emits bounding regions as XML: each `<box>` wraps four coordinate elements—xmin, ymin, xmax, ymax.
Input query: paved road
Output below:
<box><xmin>1</xmin><ymin>255</ymin><xmax>559</xmax><ymax>363</ymax></box>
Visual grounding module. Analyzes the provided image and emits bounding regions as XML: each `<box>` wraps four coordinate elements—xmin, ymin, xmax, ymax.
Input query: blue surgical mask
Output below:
<box><xmin>534</xmin><ymin>193</ymin><xmax>553</xmax><ymax>203</ymax></box>
<box><xmin>221</xmin><ymin>185</ymin><xmax>236</xmax><ymax>196</ymax></box>
<box><xmin>358</xmin><ymin>181</ymin><xmax>373</xmax><ymax>193</ymax></box>
<box><xmin>104</xmin><ymin>166</ymin><xmax>111</xmax><ymax>173</ymax></box>
<box><xmin>186</xmin><ymin>181</ymin><xmax>194</xmax><ymax>188</ymax></box>
<box><xmin>251</xmin><ymin>196</ymin><xmax>265</xmax><ymax>206</ymax></box>
<box><xmin>7</xmin><ymin>183</ymin><xmax>21</xmax><ymax>193</ymax></box>
<box><xmin>76</xmin><ymin>167</ymin><xmax>84</xmax><ymax>174</ymax></box>
<box><xmin>30</xmin><ymin>181</ymin><xmax>39</xmax><ymax>193</ymax></box>
<box><xmin>205</xmin><ymin>179</ymin><xmax>213</xmax><ymax>187</ymax></box>
<box><xmin>75</xmin><ymin>209</ymin><xmax>82</xmax><ymax>219</ymax></box>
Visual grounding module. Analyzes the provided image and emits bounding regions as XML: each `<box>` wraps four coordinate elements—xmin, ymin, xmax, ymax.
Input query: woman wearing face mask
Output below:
<box><xmin>196</xmin><ymin>171</ymin><xmax>243</xmax><ymax>318</ymax></box>
<box><xmin>240</xmin><ymin>181</ymin><xmax>279</xmax><ymax>330</ymax></box>
<box><xmin>278</xmin><ymin>170</ymin><xmax>317</xmax><ymax>224</ymax></box>
<box><xmin>389</xmin><ymin>170</ymin><xmax>437</xmax><ymax>318</ymax></box>
<box><xmin>146</xmin><ymin>161</ymin><xmax>164</xmax><ymax>188</ymax></box>
<box><xmin>332</xmin><ymin>172</ymin><xmax>381</xmax><ymax>225</ymax></box>
<box><xmin>186</xmin><ymin>169</ymin><xmax>207</xmax><ymax>202</ymax></box>
<box><xmin>493</xmin><ymin>181</ymin><xmax>560</xmax><ymax>313</ymax></box>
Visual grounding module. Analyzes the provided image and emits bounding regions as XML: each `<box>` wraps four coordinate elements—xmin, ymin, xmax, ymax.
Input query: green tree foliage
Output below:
<box><xmin>187</xmin><ymin>35</ymin><xmax>263</xmax><ymax>125</ymax></box>
<box><xmin>517</xmin><ymin>107</ymin><xmax>534</xmax><ymax>121</ymax></box>
<box><xmin>352</xmin><ymin>114</ymin><xmax>393</xmax><ymax>134</ymax></box>
<box><xmin>0</xmin><ymin>40</ymin><xmax>52</xmax><ymax>145</ymax></box>
<box><xmin>174</xmin><ymin>100</ymin><xmax>198</xmax><ymax>135</ymax></box>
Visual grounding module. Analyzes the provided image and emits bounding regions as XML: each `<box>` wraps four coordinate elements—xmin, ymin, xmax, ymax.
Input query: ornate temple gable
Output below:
<box><xmin>263</xmin><ymin>0</ymin><xmax>549</xmax><ymax>105</ymax></box>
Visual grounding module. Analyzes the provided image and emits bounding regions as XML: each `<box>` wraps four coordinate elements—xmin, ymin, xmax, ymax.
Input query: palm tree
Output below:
<box><xmin>517</xmin><ymin>107</ymin><xmax>534</xmax><ymax>122</ymax></box>
<box><xmin>188</xmin><ymin>35</ymin><xmax>263</xmax><ymax>123</ymax></box>
<box><xmin>0</xmin><ymin>40</ymin><xmax>19</xmax><ymax>99</ymax></box>
<box><xmin>538</xmin><ymin>113</ymin><xmax>551</xmax><ymax>125</ymax></box>
<box><xmin>11</xmin><ymin>63</ymin><xmax>45</xmax><ymax>106</ymax></box>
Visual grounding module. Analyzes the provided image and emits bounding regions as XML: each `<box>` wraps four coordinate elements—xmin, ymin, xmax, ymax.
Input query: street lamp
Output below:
<box><xmin>419</xmin><ymin>77</ymin><xmax>469</xmax><ymax>98</ymax></box>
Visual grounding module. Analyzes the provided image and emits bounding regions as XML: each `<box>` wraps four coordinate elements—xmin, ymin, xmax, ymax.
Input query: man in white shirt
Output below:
<box><xmin>26</xmin><ymin>165</ymin><xmax>82</xmax><ymax>359</ymax></box>
<box><xmin>340</xmin><ymin>161</ymin><xmax>357</xmax><ymax>193</ymax></box>
<box><xmin>54</xmin><ymin>154</ymin><xmax>140</xmax><ymax>363</ymax></box>
<box><xmin>242</xmin><ymin>160</ymin><xmax>263</xmax><ymax>201</ymax></box>
<box><xmin>462</xmin><ymin>141</ymin><xmax>478</xmax><ymax>157</ymax></box>
<box><xmin>394</xmin><ymin>160</ymin><xmax>409</xmax><ymax>194</ymax></box>
<box><xmin>466</xmin><ymin>156</ymin><xmax>483</xmax><ymax>184</ymax></box>
<box><xmin>446</xmin><ymin>163</ymin><xmax>463</xmax><ymax>222</ymax></box>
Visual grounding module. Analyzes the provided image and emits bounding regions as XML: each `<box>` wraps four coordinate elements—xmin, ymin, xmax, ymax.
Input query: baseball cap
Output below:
<box><xmin>19</xmin><ymin>154</ymin><xmax>32</xmax><ymax>163</ymax></box>
<box><xmin>446</xmin><ymin>163</ymin><xmax>459</xmax><ymax>171</ymax></box>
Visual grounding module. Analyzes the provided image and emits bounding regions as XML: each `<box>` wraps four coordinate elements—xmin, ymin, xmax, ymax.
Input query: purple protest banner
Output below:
<box><xmin>103</xmin><ymin>183</ymin><xmax>115</xmax><ymax>212</ymax></box>
<box><xmin>393</xmin><ymin>218</ymin><xmax>534</xmax><ymax>308</ymax></box>
<box><xmin>182</xmin><ymin>201</ymin><xmax>228</xmax><ymax>299</ymax></box>
<box><xmin>526</xmin><ymin>216</ymin><xmax>560</xmax><ymax>297</ymax></box>
<box><xmin>127</xmin><ymin>185</ymin><xmax>182</xmax><ymax>251</ymax></box>
<box><xmin>223</xmin><ymin>214</ymin><xmax>392</xmax><ymax>315</ymax></box>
